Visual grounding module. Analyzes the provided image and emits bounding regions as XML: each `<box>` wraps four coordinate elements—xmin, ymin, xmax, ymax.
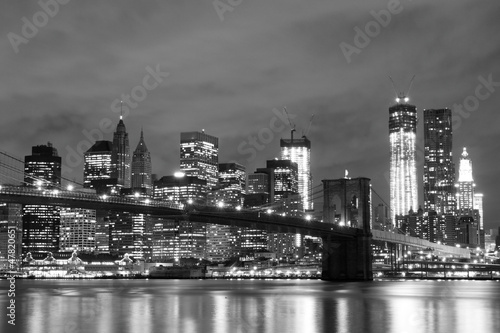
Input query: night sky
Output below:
<box><xmin>1</xmin><ymin>1</ymin><xmax>499</xmax><ymax>229</ymax></box>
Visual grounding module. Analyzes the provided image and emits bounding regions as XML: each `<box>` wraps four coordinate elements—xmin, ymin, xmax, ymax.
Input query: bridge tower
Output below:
<box><xmin>321</xmin><ymin>177</ymin><xmax>372</xmax><ymax>281</ymax></box>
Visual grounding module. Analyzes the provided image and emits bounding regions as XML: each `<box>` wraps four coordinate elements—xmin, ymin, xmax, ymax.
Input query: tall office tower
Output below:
<box><xmin>131</xmin><ymin>130</ymin><xmax>152</xmax><ymax>195</ymax></box>
<box><xmin>389</xmin><ymin>97</ymin><xmax>418</xmax><ymax>224</ymax></box>
<box><xmin>22</xmin><ymin>143</ymin><xmax>61</xmax><ymax>254</ymax></box>
<box><xmin>457</xmin><ymin>147</ymin><xmax>475</xmax><ymax>210</ymax></box>
<box><xmin>153</xmin><ymin>175</ymin><xmax>206</xmax><ymax>203</ymax></box>
<box><xmin>153</xmin><ymin>174</ymin><xmax>207</xmax><ymax>259</ymax></box>
<box><xmin>111</xmin><ymin>116</ymin><xmax>131</xmax><ymax>189</ymax></box>
<box><xmin>245</xmin><ymin>172</ymin><xmax>271</xmax><ymax>208</ymax></box>
<box><xmin>206</xmin><ymin>163</ymin><xmax>245</xmax><ymax>261</ymax></box>
<box><xmin>84</xmin><ymin>141</ymin><xmax>113</xmax><ymax>189</ymax></box>
<box><xmin>266</xmin><ymin>159</ymin><xmax>299</xmax><ymax>204</ymax></box>
<box><xmin>474</xmin><ymin>193</ymin><xmax>485</xmax><ymax>249</ymax></box>
<box><xmin>0</xmin><ymin>203</ymin><xmax>22</xmax><ymax>260</ymax></box>
<box><xmin>59</xmin><ymin>208</ymin><xmax>96</xmax><ymax>252</ymax></box>
<box><xmin>208</xmin><ymin>163</ymin><xmax>246</xmax><ymax>207</ymax></box>
<box><xmin>280</xmin><ymin>136</ymin><xmax>312</xmax><ymax>211</ymax></box>
<box><xmin>423</xmin><ymin>109</ymin><xmax>455</xmax><ymax>214</ymax></box>
<box><xmin>180</xmin><ymin>131</ymin><xmax>218</xmax><ymax>192</ymax></box>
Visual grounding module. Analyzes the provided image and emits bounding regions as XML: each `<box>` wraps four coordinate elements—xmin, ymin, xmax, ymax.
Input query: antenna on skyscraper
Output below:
<box><xmin>120</xmin><ymin>100</ymin><xmax>123</xmax><ymax>120</ymax></box>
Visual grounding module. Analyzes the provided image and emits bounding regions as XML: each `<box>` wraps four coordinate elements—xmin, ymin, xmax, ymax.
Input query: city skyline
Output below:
<box><xmin>1</xmin><ymin>1</ymin><xmax>499</xmax><ymax>230</ymax></box>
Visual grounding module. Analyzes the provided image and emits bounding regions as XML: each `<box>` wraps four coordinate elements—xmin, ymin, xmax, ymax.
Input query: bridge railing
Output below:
<box><xmin>0</xmin><ymin>185</ymin><xmax>182</xmax><ymax>210</ymax></box>
<box><xmin>0</xmin><ymin>185</ymin><xmax>360</xmax><ymax>236</ymax></box>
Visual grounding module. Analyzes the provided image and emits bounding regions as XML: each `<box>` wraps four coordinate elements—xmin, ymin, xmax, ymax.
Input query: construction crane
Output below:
<box><xmin>303</xmin><ymin>114</ymin><xmax>315</xmax><ymax>138</ymax></box>
<box><xmin>283</xmin><ymin>106</ymin><xmax>296</xmax><ymax>142</ymax></box>
<box><xmin>388</xmin><ymin>75</ymin><xmax>415</xmax><ymax>104</ymax></box>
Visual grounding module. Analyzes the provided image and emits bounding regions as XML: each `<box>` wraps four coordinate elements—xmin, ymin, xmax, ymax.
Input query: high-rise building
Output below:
<box><xmin>457</xmin><ymin>147</ymin><xmax>474</xmax><ymax>210</ymax></box>
<box><xmin>59</xmin><ymin>208</ymin><xmax>96</xmax><ymax>252</ymax></box>
<box><xmin>474</xmin><ymin>193</ymin><xmax>484</xmax><ymax>231</ymax></box>
<box><xmin>131</xmin><ymin>130</ymin><xmax>152</xmax><ymax>195</ymax></box>
<box><xmin>456</xmin><ymin>147</ymin><xmax>484</xmax><ymax>248</ymax></box>
<box><xmin>154</xmin><ymin>175</ymin><xmax>206</xmax><ymax>204</ymax></box>
<box><xmin>84</xmin><ymin>140</ymin><xmax>113</xmax><ymax>190</ymax></box>
<box><xmin>280</xmin><ymin>137</ymin><xmax>312</xmax><ymax>211</ymax></box>
<box><xmin>208</xmin><ymin>163</ymin><xmax>246</xmax><ymax>207</ymax></box>
<box><xmin>22</xmin><ymin>143</ymin><xmax>61</xmax><ymax>254</ymax></box>
<box><xmin>111</xmin><ymin>116</ymin><xmax>131</xmax><ymax>189</ymax></box>
<box><xmin>389</xmin><ymin>98</ymin><xmax>418</xmax><ymax>223</ymax></box>
<box><xmin>0</xmin><ymin>203</ymin><xmax>22</xmax><ymax>261</ymax></box>
<box><xmin>153</xmin><ymin>174</ymin><xmax>207</xmax><ymax>259</ymax></box>
<box><xmin>180</xmin><ymin>131</ymin><xmax>218</xmax><ymax>192</ymax></box>
<box><xmin>206</xmin><ymin>163</ymin><xmax>246</xmax><ymax>261</ymax></box>
<box><xmin>423</xmin><ymin>109</ymin><xmax>455</xmax><ymax>214</ymax></box>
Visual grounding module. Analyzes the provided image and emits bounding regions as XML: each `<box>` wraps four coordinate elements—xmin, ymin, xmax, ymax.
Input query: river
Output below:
<box><xmin>1</xmin><ymin>279</ymin><xmax>500</xmax><ymax>333</ymax></box>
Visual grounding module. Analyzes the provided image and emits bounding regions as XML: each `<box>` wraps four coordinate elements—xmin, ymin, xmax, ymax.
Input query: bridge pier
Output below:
<box><xmin>321</xmin><ymin>230</ymin><xmax>372</xmax><ymax>281</ymax></box>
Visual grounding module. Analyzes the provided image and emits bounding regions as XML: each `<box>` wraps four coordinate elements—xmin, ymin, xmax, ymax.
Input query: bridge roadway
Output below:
<box><xmin>0</xmin><ymin>185</ymin><xmax>469</xmax><ymax>256</ymax></box>
<box><xmin>0</xmin><ymin>185</ymin><xmax>358</xmax><ymax>239</ymax></box>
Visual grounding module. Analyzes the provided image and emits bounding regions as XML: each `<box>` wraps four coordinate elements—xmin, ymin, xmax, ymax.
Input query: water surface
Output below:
<box><xmin>1</xmin><ymin>279</ymin><xmax>500</xmax><ymax>333</ymax></box>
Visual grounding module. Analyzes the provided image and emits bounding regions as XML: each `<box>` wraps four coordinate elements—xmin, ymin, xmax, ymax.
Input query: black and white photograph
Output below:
<box><xmin>1</xmin><ymin>1</ymin><xmax>500</xmax><ymax>332</ymax></box>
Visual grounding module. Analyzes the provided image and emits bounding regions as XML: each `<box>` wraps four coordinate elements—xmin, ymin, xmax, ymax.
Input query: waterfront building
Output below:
<box><xmin>59</xmin><ymin>208</ymin><xmax>96</xmax><ymax>253</ymax></box>
<box><xmin>22</xmin><ymin>143</ymin><xmax>61</xmax><ymax>254</ymax></box>
<box><xmin>153</xmin><ymin>174</ymin><xmax>207</xmax><ymax>260</ymax></box>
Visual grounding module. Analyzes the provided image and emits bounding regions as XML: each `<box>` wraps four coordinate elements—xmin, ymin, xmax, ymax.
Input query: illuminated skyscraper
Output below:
<box><xmin>280</xmin><ymin>137</ymin><xmax>312</xmax><ymax>211</ymax></box>
<box><xmin>84</xmin><ymin>140</ymin><xmax>113</xmax><ymax>188</ymax></box>
<box><xmin>59</xmin><ymin>208</ymin><xmax>96</xmax><ymax>252</ymax></box>
<box><xmin>423</xmin><ymin>109</ymin><xmax>455</xmax><ymax>214</ymax></box>
<box><xmin>456</xmin><ymin>148</ymin><xmax>484</xmax><ymax>248</ymax></box>
<box><xmin>457</xmin><ymin>147</ymin><xmax>474</xmax><ymax>210</ymax></box>
<box><xmin>22</xmin><ymin>143</ymin><xmax>61</xmax><ymax>254</ymax></box>
<box><xmin>131</xmin><ymin>130</ymin><xmax>152</xmax><ymax>195</ymax></box>
<box><xmin>389</xmin><ymin>97</ymin><xmax>418</xmax><ymax>223</ymax></box>
<box><xmin>208</xmin><ymin>163</ymin><xmax>246</xmax><ymax>207</ymax></box>
<box><xmin>180</xmin><ymin>131</ymin><xmax>218</xmax><ymax>192</ymax></box>
<box><xmin>474</xmin><ymin>193</ymin><xmax>484</xmax><ymax>230</ymax></box>
<box><xmin>111</xmin><ymin>116</ymin><xmax>131</xmax><ymax>188</ymax></box>
<box><xmin>153</xmin><ymin>174</ymin><xmax>207</xmax><ymax>259</ymax></box>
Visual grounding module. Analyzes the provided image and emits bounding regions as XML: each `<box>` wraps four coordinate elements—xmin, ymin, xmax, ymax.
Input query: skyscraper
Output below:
<box><xmin>84</xmin><ymin>140</ymin><xmax>113</xmax><ymax>189</ymax></box>
<box><xmin>180</xmin><ymin>131</ymin><xmax>218</xmax><ymax>192</ymax></box>
<box><xmin>456</xmin><ymin>147</ymin><xmax>484</xmax><ymax>247</ymax></box>
<box><xmin>389</xmin><ymin>97</ymin><xmax>418</xmax><ymax>223</ymax></box>
<box><xmin>59</xmin><ymin>208</ymin><xmax>96</xmax><ymax>252</ymax></box>
<box><xmin>280</xmin><ymin>136</ymin><xmax>312</xmax><ymax>211</ymax></box>
<box><xmin>207</xmin><ymin>163</ymin><xmax>246</xmax><ymax>207</ymax></box>
<box><xmin>22</xmin><ymin>143</ymin><xmax>61</xmax><ymax>254</ymax></box>
<box><xmin>423</xmin><ymin>108</ymin><xmax>455</xmax><ymax>214</ymax></box>
<box><xmin>111</xmin><ymin>116</ymin><xmax>131</xmax><ymax>189</ymax></box>
<box><xmin>131</xmin><ymin>130</ymin><xmax>152</xmax><ymax>195</ymax></box>
<box><xmin>457</xmin><ymin>147</ymin><xmax>474</xmax><ymax>210</ymax></box>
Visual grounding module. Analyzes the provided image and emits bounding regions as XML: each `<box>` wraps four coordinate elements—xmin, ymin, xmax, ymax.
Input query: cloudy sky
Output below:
<box><xmin>1</xmin><ymin>0</ymin><xmax>499</xmax><ymax>229</ymax></box>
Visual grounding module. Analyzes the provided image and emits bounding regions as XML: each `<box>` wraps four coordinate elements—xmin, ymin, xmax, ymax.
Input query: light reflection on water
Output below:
<box><xmin>1</xmin><ymin>279</ymin><xmax>500</xmax><ymax>333</ymax></box>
